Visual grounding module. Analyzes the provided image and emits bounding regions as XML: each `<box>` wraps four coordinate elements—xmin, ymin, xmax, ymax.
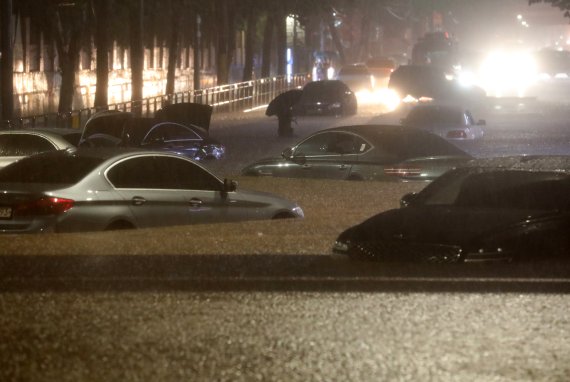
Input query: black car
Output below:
<box><xmin>79</xmin><ymin>103</ymin><xmax>224</xmax><ymax>160</ymax></box>
<box><xmin>388</xmin><ymin>65</ymin><xmax>486</xmax><ymax>104</ymax></box>
<box><xmin>292</xmin><ymin>80</ymin><xmax>357</xmax><ymax>116</ymax></box>
<box><xmin>242</xmin><ymin>125</ymin><xmax>472</xmax><ymax>181</ymax></box>
<box><xmin>333</xmin><ymin>156</ymin><xmax>570</xmax><ymax>262</ymax></box>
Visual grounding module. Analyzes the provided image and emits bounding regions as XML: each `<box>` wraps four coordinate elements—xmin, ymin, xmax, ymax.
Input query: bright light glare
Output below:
<box><xmin>376</xmin><ymin>88</ymin><xmax>400</xmax><ymax>111</ymax></box>
<box><xmin>457</xmin><ymin>70</ymin><xmax>476</xmax><ymax>87</ymax></box>
<box><xmin>480</xmin><ymin>50</ymin><xmax>537</xmax><ymax>97</ymax></box>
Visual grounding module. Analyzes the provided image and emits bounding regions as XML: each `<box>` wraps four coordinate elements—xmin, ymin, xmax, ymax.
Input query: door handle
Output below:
<box><xmin>302</xmin><ymin>164</ymin><xmax>311</xmax><ymax>169</ymax></box>
<box><xmin>132</xmin><ymin>196</ymin><xmax>146</xmax><ymax>206</ymax></box>
<box><xmin>189</xmin><ymin>198</ymin><xmax>203</xmax><ymax>207</ymax></box>
<box><xmin>339</xmin><ymin>164</ymin><xmax>347</xmax><ymax>170</ymax></box>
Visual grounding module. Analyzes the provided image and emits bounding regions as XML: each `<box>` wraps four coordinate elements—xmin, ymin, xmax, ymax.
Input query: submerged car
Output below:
<box><xmin>0</xmin><ymin>149</ymin><xmax>303</xmax><ymax>233</ymax></box>
<box><xmin>79</xmin><ymin>103</ymin><xmax>224</xmax><ymax>160</ymax></box>
<box><xmin>292</xmin><ymin>80</ymin><xmax>357</xmax><ymax>116</ymax></box>
<box><xmin>333</xmin><ymin>156</ymin><xmax>570</xmax><ymax>262</ymax></box>
<box><xmin>241</xmin><ymin>125</ymin><xmax>472</xmax><ymax>181</ymax></box>
<box><xmin>336</xmin><ymin>64</ymin><xmax>375</xmax><ymax>93</ymax></box>
<box><xmin>401</xmin><ymin>104</ymin><xmax>485</xmax><ymax>140</ymax></box>
<box><xmin>0</xmin><ymin>128</ymin><xmax>79</xmax><ymax>169</ymax></box>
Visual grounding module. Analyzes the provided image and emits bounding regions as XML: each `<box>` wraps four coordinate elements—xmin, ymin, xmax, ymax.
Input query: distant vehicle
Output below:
<box><xmin>336</xmin><ymin>64</ymin><xmax>375</xmax><ymax>93</ymax></box>
<box><xmin>79</xmin><ymin>109</ymin><xmax>225</xmax><ymax>160</ymax></box>
<box><xmin>535</xmin><ymin>49</ymin><xmax>570</xmax><ymax>79</ymax></box>
<box><xmin>0</xmin><ymin>128</ymin><xmax>79</xmax><ymax>169</ymax></box>
<box><xmin>241</xmin><ymin>125</ymin><xmax>471</xmax><ymax>181</ymax></box>
<box><xmin>0</xmin><ymin>149</ymin><xmax>304</xmax><ymax>233</ymax></box>
<box><xmin>292</xmin><ymin>80</ymin><xmax>357</xmax><ymax>116</ymax></box>
<box><xmin>365</xmin><ymin>57</ymin><xmax>397</xmax><ymax>87</ymax></box>
<box><xmin>401</xmin><ymin>104</ymin><xmax>485</xmax><ymax>140</ymax></box>
<box><xmin>333</xmin><ymin>156</ymin><xmax>570</xmax><ymax>262</ymax></box>
<box><xmin>388</xmin><ymin>65</ymin><xmax>486</xmax><ymax>105</ymax></box>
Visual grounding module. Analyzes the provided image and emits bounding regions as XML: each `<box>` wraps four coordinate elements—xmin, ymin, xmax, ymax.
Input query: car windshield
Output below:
<box><xmin>418</xmin><ymin>169</ymin><xmax>570</xmax><ymax>210</ymax></box>
<box><xmin>377</xmin><ymin>131</ymin><xmax>469</xmax><ymax>159</ymax></box>
<box><xmin>0</xmin><ymin>153</ymin><xmax>103</xmax><ymax>185</ymax></box>
<box><xmin>406</xmin><ymin>107</ymin><xmax>464</xmax><ymax>125</ymax></box>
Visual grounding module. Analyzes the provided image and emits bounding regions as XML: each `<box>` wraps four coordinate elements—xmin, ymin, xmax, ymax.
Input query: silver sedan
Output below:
<box><xmin>0</xmin><ymin>149</ymin><xmax>303</xmax><ymax>233</ymax></box>
<box><xmin>401</xmin><ymin>103</ymin><xmax>485</xmax><ymax>141</ymax></box>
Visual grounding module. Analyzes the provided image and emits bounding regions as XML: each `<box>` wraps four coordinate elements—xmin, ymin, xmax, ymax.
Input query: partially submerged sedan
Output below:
<box><xmin>0</xmin><ymin>149</ymin><xmax>303</xmax><ymax>233</ymax></box>
<box><xmin>242</xmin><ymin>125</ymin><xmax>472</xmax><ymax>181</ymax></box>
<box><xmin>79</xmin><ymin>103</ymin><xmax>225</xmax><ymax>160</ymax></box>
<box><xmin>401</xmin><ymin>103</ymin><xmax>485</xmax><ymax>141</ymax></box>
<box><xmin>333</xmin><ymin>156</ymin><xmax>570</xmax><ymax>262</ymax></box>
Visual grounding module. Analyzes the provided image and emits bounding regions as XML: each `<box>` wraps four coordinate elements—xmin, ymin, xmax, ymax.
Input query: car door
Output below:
<box><xmin>156</xmin><ymin>156</ymin><xmax>231</xmax><ymax>224</ymax></box>
<box><xmin>283</xmin><ymin>132</ymin><xmax>354</xmax><ymax>179</ymax></box>
<box><xmin>106</xmin><ymin>156</ymin><xmax>190</xmax><ymax>228</ymax></box>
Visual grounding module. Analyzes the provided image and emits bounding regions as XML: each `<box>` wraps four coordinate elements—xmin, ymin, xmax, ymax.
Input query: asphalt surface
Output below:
<box><xmin>2</xmin><ymin>98</ymin><xmax>570</xmax><ymax>381</ymax></box>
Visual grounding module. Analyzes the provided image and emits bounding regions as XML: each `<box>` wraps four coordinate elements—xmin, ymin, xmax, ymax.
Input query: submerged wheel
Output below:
<box><xmin>105</xmin><ymin>220</ymin><xmax>135</xmax><ymax>231</ymax></box>
<box><xmin>272</xmin><ymin>212</ymin><xmax>295</xmax><ymax>220</ymax></box>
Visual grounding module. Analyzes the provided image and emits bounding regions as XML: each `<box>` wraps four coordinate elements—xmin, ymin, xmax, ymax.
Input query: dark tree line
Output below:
<box><xmin>1</xmin><ymin>0</ymin><xmax>469</xmax><ymax>121</ymax></box>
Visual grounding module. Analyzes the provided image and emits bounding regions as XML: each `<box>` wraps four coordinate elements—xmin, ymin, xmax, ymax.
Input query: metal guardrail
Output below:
<box><xmin>2</xmin><ymin>74</ymin><xmax>310</xmax><ymax>130</ymax></box>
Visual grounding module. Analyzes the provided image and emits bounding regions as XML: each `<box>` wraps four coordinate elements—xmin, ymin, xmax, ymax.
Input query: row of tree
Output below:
<box><xmin>1</xmin><ymin>0</ymin><xmax>562</xmax><ymax>122</ymax></box>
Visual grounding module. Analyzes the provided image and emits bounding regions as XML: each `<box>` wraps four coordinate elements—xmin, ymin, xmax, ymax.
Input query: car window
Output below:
<box><xmin>406</xmin><ymin>107</ymin><xmax>463</xmax><ymax>125</ymax></box>
<box><xmin>377</xmin><ymin>131</ymin><xmax>468</xmax><ymax>159</ymax></box>
<box><xmin>154</xmin><ymin>156</ymin><xmax>221</xmax><ymax>190</ymax></box>
<box><xmin>0</xmin><ymin>153</ymin><xmax>103</xmax><ymax>184</ymax></box>
<box><xmin>419</xmin><ymin>169</ymin><xmax>570</xmax><ymax>210</ymax></box>
<box><xmin>143</xmin><ymin>123</ymin><xmax>201</xmax><ymax>144</ymax></box>
<box><xmin>107</xmin><ymin>157</ymin><xmax>163</xmax><ymax>189</ymax></box>
<box><xmin>107</xmin><ymin>156</ymin><xmax>221</xmax><ymax>190</ymax></box>
<box><xmin>295</xmin><ymin>132</ymin><xmax>368</xmax><ymax>156</ymax></box>
<box><xmin>0</xmin><ymin>134</ymin><xmax>56</xmax><ymax>156</ymax></box>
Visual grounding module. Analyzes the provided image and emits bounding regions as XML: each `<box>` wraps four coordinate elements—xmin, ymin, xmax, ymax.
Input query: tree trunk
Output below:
<box><xmin>58</xmin><ymin>52</ymin><xmax>80</xmax><ymax>114</ymax></box>
<box><xmin>276</xmin><ymin>11</ymin><xmax>286</xmax><ymax>76</ymax></box>
<box><xmin>327</xmin><ymin>15</ymin><xmax>345</xmax><ymax>65</ymax></box>
<box><xmin>193</xmin><ymin>12</ymin><xmax>202</xmax><ymax>90</ymax></box>
<box><xmin>165</xmin><ymin>0</ymin><xmax>181</xmax><ymax>97</ymax></box>
<box><xmin>242</xmin><ymin>7</ymin><xmax>257</xmax><ymax>81</ymax></box>
<box><xmin>52</xmin><ymin>4</ymin><xmax>84</xmax><ymax>114</ymax></box>
<box><xmin>260</xmin><ymin>12</ymin><xmax>273</xmax><ymax>78</ymax></box>
<box><xmin>94</xmin><ymin>0</ymin><xmax>110</xmax><ymax>109</ymax></box>
<box><xmin>130</xmin><ymin>0</ymin><xmax>144</xmax><ymax>116</ymax></box>
<box><xmin>215</xmin><ymin>0</ymin><xmax>230</xmax><ymax>85</ymax></box>
<box><xmin>1</xmin><ymin>0</ymin><xmax>14</xmax><ymax>123</ymax></box>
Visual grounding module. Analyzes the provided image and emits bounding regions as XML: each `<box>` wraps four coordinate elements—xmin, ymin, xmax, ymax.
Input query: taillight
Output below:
<box><xmin>447</xmin><ymin>130</ymin><xmax>467</xmax><ymax>139</ymax></box>
<box><xmin>14</xmin><ymin>197</ymin><xmax>75</xmax><ymax>216</ymax></box>
<box><xmin>384</xmin><ymin>166</ymin><xmax>422</xmax><ymax>178</ymax></box>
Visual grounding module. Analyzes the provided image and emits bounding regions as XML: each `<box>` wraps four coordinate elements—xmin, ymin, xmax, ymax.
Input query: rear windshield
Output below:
<box><xmin>406</xmin><ymin>107</ymin><xmax>463</xmax><ymax>125</ymax></box>
<box><xmin>0</xmin><ymin>154</ymin><xmax>103</xmax><ymax>185</ymax></box>
<box><xmin>378</xmin><ymin>131</ymin><xmax>469</xmax><ymax>159</ymax></box>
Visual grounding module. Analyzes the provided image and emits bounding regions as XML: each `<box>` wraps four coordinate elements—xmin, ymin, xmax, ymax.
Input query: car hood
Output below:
<box><xmin>346</xmin><ymin>206</ymin><xmax>555</xmax><ymax>246</ymax></box>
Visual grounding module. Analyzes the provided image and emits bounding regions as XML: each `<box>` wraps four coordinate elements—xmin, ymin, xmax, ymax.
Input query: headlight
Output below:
<box><xmin>332</xmin><ymin>240</ymin><xmax>349</xmax><ymax>253</ymax></box>
<box><xmin>292</xmin><ymin>206</ymin><xmax>304</xmax><ymax>218</ymax></box>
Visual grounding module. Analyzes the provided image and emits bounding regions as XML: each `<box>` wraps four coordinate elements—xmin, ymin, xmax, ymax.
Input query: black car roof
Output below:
<box><xmin>320</xmin><ymin>124</ymin><xmax>441</xmax><ymax>139</ymax></box>
<box><xmin>461</xmin><ymin>156</ymin><xmax>570</xmax><ymax>172</ymax></box>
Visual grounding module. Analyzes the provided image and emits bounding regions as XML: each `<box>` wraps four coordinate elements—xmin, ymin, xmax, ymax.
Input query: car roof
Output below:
<box><xmin>26</xmin><ymin>147</ymin><xmax>190</xmax><ymax>163</ymax></box>
<box><xmin>0</xmin><ymin>128</ymin><xmax>79</xmax><ymax>146</ymax></box>
<box><xmin>319</xmin><ymin>124</ymin><xmax>439</xmax><ymax>138</ymax></box>
<box><xmin>461</xmin><ymin>156</ymin><xmax>570</xmax><ymax>173</ymax></box>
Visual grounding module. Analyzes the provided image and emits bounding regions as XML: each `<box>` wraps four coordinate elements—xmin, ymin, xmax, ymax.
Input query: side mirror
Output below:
<box><xmin>400</xmin><ymin>192</ymin><xmax>418</xmax><ymax>208</ymax></box>
<box><xmin>477</xmin><ymin>119</ymin><xmax>486</xmax><ymax>126</ymax></box>
<box><xmin>281</xmin><ymin>147</ymin><xmax>294</xmax><ymax>159</ymax></box>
